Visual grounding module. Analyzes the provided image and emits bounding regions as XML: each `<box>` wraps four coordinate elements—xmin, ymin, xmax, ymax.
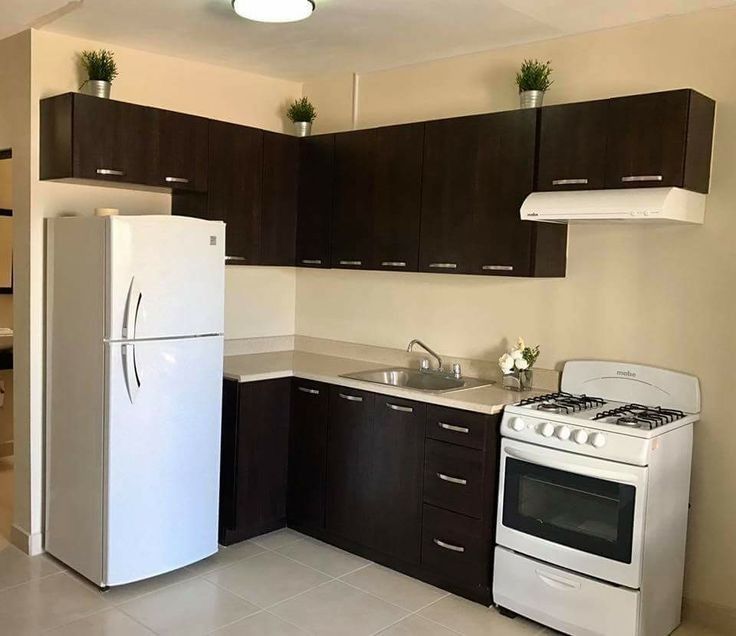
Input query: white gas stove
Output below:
<box><xmin>493</xmin><ymin>360</ymin><xmax>700</xmax><ymax>636</ymax></box>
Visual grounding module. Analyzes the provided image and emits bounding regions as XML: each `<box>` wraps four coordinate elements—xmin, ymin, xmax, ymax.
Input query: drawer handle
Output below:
<box><xmin>298</xmin><ymin>387</ymin><xmax>320</xmax><ymax>395</ymax></box>
<box><xmin>339</xmin><ymin>393</ymin><xmax>363</xmax><ymax>402</ymax></box>
<box><xmin>96</xmin><ymin>168</ymin><xmax>124</xmax><ymax>176</ymax></box>
<box><xmin>429</xmin><ymin>263</ymin><xmax>457</xmax><ymax>269</ymax></box>
<box><xmin>165</xmin><ymin>176</ymin><xmax>190</xmax><ymax>184</ymax></box>
<box><xmin>437</xmin><ymin>472</ymin><xmax>467</xmax><ymax>486</ymax></box>
<box><xmin>339</xmin><ymin>260</ymin><xmax>362</xmax><ymax>266</ymax></box>
<box><xmin>433</xmin><ymin>538</ymin><xmax>465</xmax><ymax>553</ymax></box>
<box><xmin>482</xmin><ymin>265</ymin><xmax>513</xmax><ymax>271</ymax></box>
<box><xmin>381</xmin><ymin>261</ymin><xmax>407</xmax><ymax>268</ymax></box>
<box><xmin>301</xmin><ymin>259</ymin><xmax>322</xmax><ymax>265</ymax></box>
<box><xmin>536</xmin><ymin>569</ymin><xmax>581</xmax><ymax>591</ymax></box>
<box><xmin>387</xmin><ymin>403</ymin><xmax>413</xmax><ymax>413</ymax></box>
<box><xmin>552</xmin><ymin>178</ymin><xmax>588</xmax><ymax>186</ymax></box>
<box><xmin>225</xmin><ymin>256</ymin><xmax>247</xmax><ymax>262</ymax></box>
<box><xmin>621</xmin><ymin>175</ymin><xmax>663</xmax><ymax>183</ymax></box>
<box><xmin>438</xmin><ymin>422</ymin><xmax>469</xmax><ymax>434</ymax></box>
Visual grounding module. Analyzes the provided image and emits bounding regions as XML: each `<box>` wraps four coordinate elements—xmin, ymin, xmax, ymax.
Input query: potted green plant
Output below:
<box><xmin>287</xmin><ymin>97</ymin><xmax>317</xmax><ymax>137</ymax></box>
<box><xmin>516</xmin><ymin>59</ymin><xmax>553</xmax><ymax>109</ymax></box>
<box><xmin>79</xmin><ymin>49</ymin><xmax>118</xmax><ymax>99</ymax></box>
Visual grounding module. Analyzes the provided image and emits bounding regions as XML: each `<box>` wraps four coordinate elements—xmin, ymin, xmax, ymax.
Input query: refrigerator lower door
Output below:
<box><xmin>104</xmin><ymin>335</ymin><xmax>223</xmax><ymax>586</ymax></box>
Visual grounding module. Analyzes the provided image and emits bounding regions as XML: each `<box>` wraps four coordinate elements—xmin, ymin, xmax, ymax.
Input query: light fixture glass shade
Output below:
<box><xmin>232</xmin><ymin>0</ymin><xmax>315</xmax><ymax>23</ymax></box>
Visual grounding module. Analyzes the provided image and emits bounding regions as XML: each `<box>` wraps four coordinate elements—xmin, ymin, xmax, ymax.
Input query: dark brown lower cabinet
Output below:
<box><xmin>219</xmin><ymin>378</ymin><xmax>291</xmax><ymax>545</ymax></box>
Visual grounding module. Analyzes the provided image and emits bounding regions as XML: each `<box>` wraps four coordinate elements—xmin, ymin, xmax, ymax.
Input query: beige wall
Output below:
<box><xmin>301</xmin><ymin>6</ymin><xmax>736</xmax><ymax>614</ymax></box>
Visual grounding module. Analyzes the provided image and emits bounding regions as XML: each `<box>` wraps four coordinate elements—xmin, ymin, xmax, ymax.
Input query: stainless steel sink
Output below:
<box><xmin>340</xmin><ymin>368</ymin><xmax>494</xmax><ymax>393</ymax></box>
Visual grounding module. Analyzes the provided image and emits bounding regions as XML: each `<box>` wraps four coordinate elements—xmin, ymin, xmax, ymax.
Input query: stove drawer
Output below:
<box><xmin>421</xmin><ymin>504</ymin><xmax>489</xmax><ymax>590</ymax></box>
<box><xmin>424</xmin><ymin>439</ymin><xmax>483</xmax><ymax>518</ymax></box>
<box><xmin>493</xmin><ymin>546</ymin><xmax>639</xmax><ymax>636</ymax></box>
<box><xmin>426</xmin><ymin>405</ymin><xmax>487</xmax><ymax>450</ymax></box>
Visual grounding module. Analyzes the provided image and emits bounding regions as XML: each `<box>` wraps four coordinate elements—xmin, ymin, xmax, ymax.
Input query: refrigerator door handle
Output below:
<box><xmin>122</xmin><ymin>277</ymin><xmax>142</xmax><ymax>339</ymax></box>
<box><xmin>122</xmin><ymin>344</ymin><xmax>141</xmax><ymax>403</ymax></box>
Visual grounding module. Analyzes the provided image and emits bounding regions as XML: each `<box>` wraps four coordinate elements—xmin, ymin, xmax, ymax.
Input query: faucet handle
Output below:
<box><xmin>420</xmin><ymin>358</ymin><xmax>431</xmax><ymax>371</ymax></box>
<box><xmin>451</xmin><ymin>363</ymin><xmax>462</xmax><ymax>379</ymax></box>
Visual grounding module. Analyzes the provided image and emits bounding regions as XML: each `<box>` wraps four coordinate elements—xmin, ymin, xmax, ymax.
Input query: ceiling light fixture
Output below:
<box><xmin>232</xmin><ymin>0</ymin><xmax>315</xmax><ymax>23</ymax></box>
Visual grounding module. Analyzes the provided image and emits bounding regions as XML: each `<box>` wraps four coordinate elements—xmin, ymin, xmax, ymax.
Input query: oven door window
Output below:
<box><xmin>503</xmin><ymin>458</ymin><xmax>636</xmax><ymax>563</ymax></box>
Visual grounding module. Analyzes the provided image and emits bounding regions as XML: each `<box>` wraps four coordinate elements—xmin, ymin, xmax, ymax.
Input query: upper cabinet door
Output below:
<box><xmin>537</xmin><ymin>100</ymin><xmax>608</xmax><ymax>191</ymax></box>
<box><xmin>471</xmin><ymin>109</ymin><xmax>537</xmax><ymax>277</ymax></box>
<box><xmin>370</xmin><ymin>124</ymin><xmax>424</xmax><ymax>272</ymax></box>
<box><xmin>156</xmin><ymin>110</ymin><xmax>208</xmax><ymax>192</ymax></box>
<box><xmin>419</xmin><ymin>115</ymin><xmax>486</xmax><ymax>274</ymax></box>
<box><xmin>261</xmin><ymin>132</ymin><xmax>298</xmax><ymax>266</ymax></box>
<box><xmin>331</xmin><ymin>130</ymin><xmax>374</xmax><ymax>269</ymax></box>
<box><xmin>73</xmin><ymin>95</ymin><xmax>158</xmax><ymax>185</ymax></box>
<box><xmin>296</xmin><ymin>135</ymin><xmax>334</xmax><ymax>268</ymax></box>
<box><xmin>207</xmin><ymin>120</ymin><xmax>263</xmax><ymax>263</ymax></box>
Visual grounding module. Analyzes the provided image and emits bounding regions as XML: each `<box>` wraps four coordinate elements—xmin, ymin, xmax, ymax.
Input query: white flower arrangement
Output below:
<box><xmin>499</xmin><ymin>337</ymin><xmax>540</xmax><ymax>375</ymax></box>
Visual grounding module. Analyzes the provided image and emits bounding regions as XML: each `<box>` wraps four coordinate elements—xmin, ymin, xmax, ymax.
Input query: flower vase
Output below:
<box><xmin>503</xmin><ymin>369</ymin><xmax>534</xmax><ymax>392</ymax></box>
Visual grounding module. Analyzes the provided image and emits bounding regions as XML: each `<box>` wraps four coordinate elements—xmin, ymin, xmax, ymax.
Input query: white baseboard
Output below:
<box><xmin>10</xmin><ymin>524</ymin><xmax>44</xmax><ymax>556</ymax></box>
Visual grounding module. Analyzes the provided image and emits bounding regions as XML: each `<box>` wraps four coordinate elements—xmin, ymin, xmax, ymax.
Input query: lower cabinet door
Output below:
<box><xmin>287</xmin><ymin>380</ymin><xmax>329</xmax><ymax>531</ymax></box>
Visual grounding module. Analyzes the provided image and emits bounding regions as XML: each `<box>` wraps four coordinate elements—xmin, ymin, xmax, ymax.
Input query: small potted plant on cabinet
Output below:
<box><xmin>516</xmin><ymin>59</ymin><xmax>553</xmax><ymax>109</ymax></box>
<box><xmin>79</xmin><ymin>49</ymin><xmax>118</xmax><ymax>99</ymax></box>
<box><xmin>287</xmin><ymin>97</ymin><xmax>317</xmax><ymax>137</ymax></box>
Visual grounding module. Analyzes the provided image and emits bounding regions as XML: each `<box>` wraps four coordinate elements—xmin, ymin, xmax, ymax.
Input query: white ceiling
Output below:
<box><xmin>3</xmin><ymin>0</ymin><xmax>735</xmax><ymax>80</ymax></box>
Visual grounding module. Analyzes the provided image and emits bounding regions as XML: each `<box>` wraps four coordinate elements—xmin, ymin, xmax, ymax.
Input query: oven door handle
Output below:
<box><xmin>504</xmin><ymin>447</ymin><xmax>643</xmax><ymax>485</ymax></box>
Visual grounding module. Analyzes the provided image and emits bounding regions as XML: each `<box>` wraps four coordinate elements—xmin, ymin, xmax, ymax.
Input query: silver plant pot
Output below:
<box><xmin>81</xmin><ymin>80</ymin><xmax>111</xmax><ymax>99</ymax></box>
<box><xmin>294</xmin><ymin>121</ymin><xmax>313</xmax><ymax>137</ymax></box>
<box><xmin>519</xmin><ymin>90</ymin><xmax>544</xmax><ymax>109</ymax></box>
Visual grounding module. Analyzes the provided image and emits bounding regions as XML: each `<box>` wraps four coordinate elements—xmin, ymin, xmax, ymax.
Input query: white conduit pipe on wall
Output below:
<box><xmin>352</xmin><ymin>72</ymin><xmax>360</xmax><ymax>130</ymax></box>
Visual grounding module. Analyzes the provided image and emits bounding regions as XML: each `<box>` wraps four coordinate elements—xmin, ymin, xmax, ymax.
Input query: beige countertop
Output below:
<box><xmin>223</xmin><ymin>350</ymin><xmax>546</xmax><ymax>415</ymax></box>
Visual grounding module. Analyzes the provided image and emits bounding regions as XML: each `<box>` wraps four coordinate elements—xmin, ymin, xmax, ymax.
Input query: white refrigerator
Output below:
<box><xmin>45</xmin><ymin>215</ymin><xmax>225</xmax><ymax>587</ymax></box>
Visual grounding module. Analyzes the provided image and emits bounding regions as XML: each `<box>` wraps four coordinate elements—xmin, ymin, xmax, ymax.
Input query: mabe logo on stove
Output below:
<box><xmin>617</xmin><ymin>369</ymin><xmax>637</xmax><ymax>378</ymax></box>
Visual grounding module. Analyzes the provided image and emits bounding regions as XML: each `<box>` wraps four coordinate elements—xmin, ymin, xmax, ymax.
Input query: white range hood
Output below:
<box><xmin>520</xmin><ymin>187</ymin><xmax>706</xmax><ymax>224</ymax></box>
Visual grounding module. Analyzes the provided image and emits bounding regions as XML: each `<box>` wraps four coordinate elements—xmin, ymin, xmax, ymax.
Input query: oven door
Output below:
<box><xmin>496</xmin><ymin>438</ymin><xmax>648</xmax><ymax>588</ymax></box>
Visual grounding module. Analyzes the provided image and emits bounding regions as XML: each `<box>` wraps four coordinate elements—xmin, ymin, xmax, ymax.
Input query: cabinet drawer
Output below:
<box><xmin>421</xmin><ymin>504</ymin><xmax>490</xmax><ymax>589</ymax></box>
<box><xmin>423</xmin><ymin>439</ymin><xmax>483</xmax><ymax>518</ymax></box>
<box><xmin>426</xmin><ymin>405</ymin><xmax>487</xmax><ymax>450</ymax></box>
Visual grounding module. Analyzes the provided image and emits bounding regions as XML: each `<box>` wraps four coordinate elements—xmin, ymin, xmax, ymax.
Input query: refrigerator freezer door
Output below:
<box><xmin>104</xmin><ymin>336</ymin><xmax>223</xmax><ymax>586</ymax></box>
<box><xmin>106</xmin><ymin>216</ymin><xmax>225</xmax><ymax>341</ymax></box>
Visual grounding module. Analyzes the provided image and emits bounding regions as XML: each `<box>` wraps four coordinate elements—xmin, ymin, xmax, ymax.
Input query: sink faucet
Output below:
<box><xmin>407</xmin><ymin>339</ymin><xmax>443</xmax><ymax>371</ymax></box>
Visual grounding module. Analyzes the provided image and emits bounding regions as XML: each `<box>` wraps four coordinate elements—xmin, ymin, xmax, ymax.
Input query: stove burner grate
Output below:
<box><xmin>518</xmin><ymin>391</ymin><xmax>606</xmax><ymax>414</ymax></box>
<box><xmin>593</xmin><ymin>404</ymin><xmax>686</xmax><ymax>430</ymax></box>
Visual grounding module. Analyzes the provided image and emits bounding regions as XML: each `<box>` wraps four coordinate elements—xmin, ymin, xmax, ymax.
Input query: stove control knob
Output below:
<box><xmin>509</xmin><ymin>417</ymin><xmax>526</xmax><ymax>432</ymax></box>
<box><xmin>540</xmin><ymin>423</ymin><xmax>555</xmax><ymax>438</ymax></box>
<box><xmin>555</xmin><ymin>425</ymin><xmax>571</xmax><ymax>441</ymax></box>
<box><xmin>590</xmin><ymin>432</ymin><xmax>606</xmax><ymax>448</ymax></box>
<box><xmin>573</xmin><ymin>429</ymin><xmax>589</xmax><ymax>445</ymax></box>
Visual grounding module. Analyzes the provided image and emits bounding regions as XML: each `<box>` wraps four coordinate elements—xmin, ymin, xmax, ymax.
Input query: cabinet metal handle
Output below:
<box><xmin>339</xmin><ymin>260</ymin><xmax>363</xmax><ymax>266</ymax></box>
<box><xmin>339</xmin><ymin>393</ymin><xmax>363</xmax><ymax>402</ymax></box>
<box><xmin>225</xmin><ymin>256</ymin><xmax>247</xmax><ymax>262</ymax></box>
<box><xmin>381</xmin><ymin>261</ymin><xmax>407</xmax><ymax>268</ymax></box>
<box><xmin>621</xmin><ymin>175</ymin><xmax>663</xmax><ymax>183</ymax></box>
<box><xmin>439</xmin><ymin>422</ymin><xmax>469</xmax><ymax>434</ymax></box>
<box><xmin>165</xmin><ymin>176</ymin><xmax>190</xmax><ymax>184</ymax></box>
<box><xmin>429</xmin><ymin>263</ymin><xmax>457</xmax><ymax>269</ymax></box>
<box><xmin>482</xmin><ymin>265</ymin><xmax>514</xmax><ymax>271</ymax></box>
<box><xmin>387</xmin><ymin>403</ymin><xmax>413</xmax><ymax>413</ymax></box>
<box><xmin>437</xmin><ymin>472</ymin><xmax>467</xmax><ymax>486</ymax></box>
<box><xmin>433</xmin><ymin>538</ymin><xmax>465</xmax><ymax>553</ymax></box>
<box><xmin>96</xmin><ymin>168</ymin><xmax>124</xmax><ymax>176</ymax></box>
<box><xmin>301</xmin><ymin>259</ymin><xmax>322</xmax><ymax>265</ymax></box>
<box><xmin>298</xmin><ymin>387</ymin><xmax>320</xmax><ymax>395</ymax></box>
<box><xmin>552</xmin><ymin>178</ymin><xmax>588</xmax><ymax>186</ymax></box>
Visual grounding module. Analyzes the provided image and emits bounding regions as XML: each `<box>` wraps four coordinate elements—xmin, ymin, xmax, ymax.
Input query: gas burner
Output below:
<box><xmin>519</xmin><ymin>391</ymin><xmax>607</xmax><ymax>414</ymax></box>
<box><xmin>593</xmin><ymin>404</ymin><xmax>686</xmax><ymax>430</ymax></box>
<box><xmin>537</xmin><ymin>403</ymin><xmax>563</xmax><ymax>413</ymax></box>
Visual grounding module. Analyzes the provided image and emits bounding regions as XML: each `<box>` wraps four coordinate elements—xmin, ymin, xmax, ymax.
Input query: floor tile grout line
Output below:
<box><xmin>262</xmin><ymin>607</ymin><xmax>314</xmax><ymax>634</ymax></box>
<box><xmin>367</xmin><ymin>592</ymin><xmax>462</xmax><ymax>636</ymax></box>
<box><xmin>0</xmin><ymin>566</ymin><xmax>68</xmax><ymax>595</ymax></box>
<box><xmin>338</xmin><ymin>575</ymin><xmax>451</xmax><ymax>616</ymax></box>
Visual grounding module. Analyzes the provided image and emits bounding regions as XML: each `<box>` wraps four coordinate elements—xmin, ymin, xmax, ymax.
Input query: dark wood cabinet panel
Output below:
<box><xmin>156</xmin><ymin>110</ymin><xmax>208</xmax><ymax>191</ymax></box>
<box><xmin>296</xmin><ymin>134</ymin><xmax>334</xmax><ymax>268</ymax></box>
<box><xmin>207</xmin><ymin>120</ymin><xmax>263</xmax><ymax>263</ymax></box>
<box><xmin>537</xmin><ymin>99</ymin><xmax>608</xmax><ymax>191</ymax></box>
<box><xmin>261</xmin><ymin>132</ymin><xmax>299</xmax><ymax>266</ymax></box>
<box><xmin>426</xmin><ymin>405</ymin><xmax>488</xmax><ymax>450</ymax></box>
<box><xmin>287</xmin><ymin>380</ymin><xmax>329</xmax><ymax>532</ymax></box>
<box><xmin>424</xmin><ymin>439</ymin><xmax>484</xmax><ymax>519</ymax></box>
<box><xmin>220</xmin><ymin>378</ymin><xmax>291</xmax><ymax>545</ymax></box>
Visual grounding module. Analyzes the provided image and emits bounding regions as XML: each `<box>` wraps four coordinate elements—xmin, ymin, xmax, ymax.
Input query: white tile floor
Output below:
<box><xmin>0</xmin><ymin>523</ymin><xmax>723</xmax><ymax>634</ymax></box>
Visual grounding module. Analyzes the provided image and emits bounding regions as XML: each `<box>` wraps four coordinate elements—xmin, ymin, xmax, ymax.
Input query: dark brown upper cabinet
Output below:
<box><xmin>296</xmin><ymin>134</ymin><xmax>334</xmax><ymax>269</ymax></box>
<box><xmin>605</xmin><ymin>89</ymin><xmax>715</xmax><ymax>193</ymax></box>
<box><xmin>41</xmin><ymin>93</ymin><xmax>157</xmax><ymax>186</ymax></box>
<box><xmin>261</xmin><ymin>132</ymin><xmax>299</xmax><ymax>266</ymax></box>
<box><xmin>537</xmin><ymin>99</ymin><xmax>609</xmax><ymax>191</ymax></box>
<box><xmin>206</xmin><ymin>120</ymin><xmax>263</xmax><ymax>264</ymax></box>
<box><xmin>331</xmin><ymin>124</ymin><xmax>423</xmax><ymax>271</ymax></box>
<box><xmin>156</xmin><ymin>110</ymin><xmax>208</xmax><ymax>192</ymax></box>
